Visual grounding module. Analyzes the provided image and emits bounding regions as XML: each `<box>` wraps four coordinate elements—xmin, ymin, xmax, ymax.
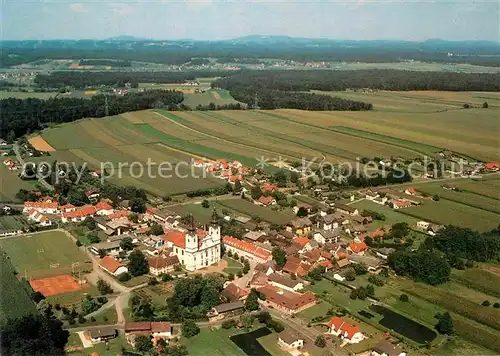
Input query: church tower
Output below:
<box><xmin>209</xmin><ymin>209</ymin><xmax>221</xmax><ymax>243</ymax></box>
<box><xmin>185</xmin><ymin>214</ymin><xmax>199</xmax><ymax>253</ymax></box>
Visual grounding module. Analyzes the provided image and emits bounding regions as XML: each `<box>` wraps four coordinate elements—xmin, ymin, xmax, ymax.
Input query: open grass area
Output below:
<box><xmin>0</xmin><ymin>164</ymin><xmax>38</xmax><ymax>202</ymax></box>
<box><xmin>186</xmin><ymin>327</ymin><xmax>247</xmax><ymax>355</ymax></box>
<box><xmin>0</xmin><ymin>250</ymin><xmax>37</xmax><ymax>323</ymax></box>
<box><xmin>222</xmin><ymin>256</ymin><xmax>243</xmax><ymax>274</ymax></box>
<box><xmin>0</xmin><ymin>215</ymin><xmax>30</xmax><ymax>232</ymax></box>
<box><xmin>0</xmin><ymin>91</ymin><xmax>57</xmax><ymax>99</ymax></box>
<box><xmin>0</xmin><ymin>231</ymin><xmax>90</xmax><ymax>279</ymax></box>
<box><xmin>449</xmin><ymin>178</ymin><xmax>500</xmax><ymax>199</ymax></box>
<box><xmin>46</xmin><ymin>285</ymin><xmax>99</xmax><ymax>307</ymax></box>
<box><xmin>218</xmin><ymin>199</ymin><xmax>294</xmax><ymax>225</ymax></box>
<box><xmin>451</xmin><ymin>268</ymin><xmax>500</xmax><ymax>298</ymax></box>
<box><xmin>134</xmin><ymin>282</ymin><xmax>174</xmax><ymax>305</ymax></box>
<box><xmin>183</xmin><ymin>88</ymin><xmax>241</xmax><ymax>108</ymax></box>
<box><xmin>169</xmin><ymin>201</ymin><xmax>230</xmax><ymax>224</ymax></box>
<box><xmin>66</xmin><ymin>334</ymin><xmax>132</xmax><ymax>356</ymax></box>
<box><xmin>349</xmin><ymin>199</ymin><xmax>419</xmax><ymax>230</ymax></box>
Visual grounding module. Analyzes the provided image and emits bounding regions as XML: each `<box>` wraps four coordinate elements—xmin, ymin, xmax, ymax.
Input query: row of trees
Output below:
<box><xmin>213</xmin><ymin>69</ymin><xmax>500</xmax><ymax>92</ymax></box>
<box><xmin>34</xmin><ymin>71</ymin><xmax>232</xmax><ymax>89</ymax></box>
<box><xmin>0</xmin><ymin>90</ymin><xmax>183</xmax><ymax>140</ymax></box>
<box><xmin>79</xmin><ymin>59</ymin><xmax>132</xmax><ymax>67</ymax></box>
<box><xmin>223</xmin><ymin>87</ymin><xmax>373</xmax><ymax>111</ymax></box>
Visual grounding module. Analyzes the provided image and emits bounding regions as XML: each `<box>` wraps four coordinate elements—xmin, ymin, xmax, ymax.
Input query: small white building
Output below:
<box><xmin>98</xmin><ymin>256</ymin><xmax>128</xmax><ymax>276</ymax></box>
<box><xmin>278</xmin><ymin>330</ymin><xmax>304</xmax><ymax>350</ymax></box>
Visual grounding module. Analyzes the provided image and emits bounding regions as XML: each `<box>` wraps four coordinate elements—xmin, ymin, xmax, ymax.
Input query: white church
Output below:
<box><xmin>163</xmin><ymin>213</ymin><xmax>222</xmax><ymax>271</ymax></box>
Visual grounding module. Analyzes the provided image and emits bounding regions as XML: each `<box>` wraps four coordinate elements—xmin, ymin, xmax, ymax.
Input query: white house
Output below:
<box><xmin>313</xmin><ymin>228</ymin><xmax>341</xmax><ymax>245</ymax></box>
<box><xmin>417</xmin><ymin>221</ymin><xmax>430</xmax><ymax>230</ymax></box>
<box><xmin>61</xmin><ymin>206</ymin><xmax>97</xmax><ymax>223</ymax></box>
<box><xmin>90</xmin><ymin>241</ymin><xmax>122</xmax><ymax>256</ymax></box>
<box><xmin>278</xmin><ymin>330</ymin><xmax>304</xmax><ymax>350</ymax></box>
<box><xmin>99</xmin><ymin>256</ymin><xmax>128</xmax><ymax>276</ymax></box>
<box><xmin>23</xmin><ymin>201</ymin><xmax>59</xmax><ymax>214</ymax></box>
<box><xmin>88</xmin><ymin>327</ymin><xmax>117</xmax><ymax>344</ymax></box>
<box><xmin>267</xmin><ymin>273</ymin><xmax>304</xmax><ymax>293</ymax></box>
<box><xmin>26</xmin><ymin>209</ymin><xmax>52</xmax><ymax>227</ymax></box>
<box><xmin>328</xmin><ymin>317</ymin><xmax>366</xmax><ymax>344</ymax></box>
<box><xmin>95</xmin><ymin>201</ymin><xmax>114</xmax><ymax>216</ymax></box>
<box><xmin>151</xmin><ymin>322</ymin><xmax>172</xmax><ymax>339</ymax></box>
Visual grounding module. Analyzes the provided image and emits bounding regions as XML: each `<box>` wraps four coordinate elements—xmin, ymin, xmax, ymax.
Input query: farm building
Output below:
<box><xmin>207</xmin><ymin>301</ymin><xmax>245</xmax><ymax>321</ymax></box>
<box><xmin>88</xmin><ymin>327</ymin><xmax>117</xmax><ymax>343</ymax></box>
<box><xmin>148</xmin><ymin>255</ymin><xmax>179</xmax><ymax>276</ymax></box>
<box><xmin>223</xmin><ymin>235</ymin><xmax>271</xmax><ymax>263</ymax></box>
<box><xmin>371</xmin><ymin>339</ymin><xmax>406</xmax><ymax>356</ymax></box>
<box><xmin>335</xmin><ymin>204</ymin><xmax>359</xmax><ymax>216</ymax></box>
<box><xmin>99</xmin><ymin>256</ymin><xmax>128</xmax><ymax>276</ymax></box>
<box><xmin>257</xmin><ymin>286</ymin><xmax>316</xmax><ymax>315</ymax></box>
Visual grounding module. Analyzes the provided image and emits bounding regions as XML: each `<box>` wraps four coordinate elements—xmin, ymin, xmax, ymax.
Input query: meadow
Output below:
<box><xmin>0</xmin><ymin>215</ymin><xmax>30</xmax><ymax>232</ymax></box>
<box><xmin>0</xmin><ymin>250</ymin><xmax>37</xmax><ymax>323</ymax></box>
<box><xmin>217</xmin><ymin>199</ymin><xmax>294</xmax><ymax>225</ymax></box>
<box><xmin>0</xmin><ymin>164</ymin><xmax>38</xmax><ymax>202</ymax></box>
<box><xmin>0</xmin><ymin>231</ymin><xmax>90</xmax><ymax>279</ymax></box>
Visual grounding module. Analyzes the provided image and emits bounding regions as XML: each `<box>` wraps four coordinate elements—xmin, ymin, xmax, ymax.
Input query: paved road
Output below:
<box><xmin>13</xmin><ymin>142</ymin><xmax>54</xmax><ymax>191</ymax></box>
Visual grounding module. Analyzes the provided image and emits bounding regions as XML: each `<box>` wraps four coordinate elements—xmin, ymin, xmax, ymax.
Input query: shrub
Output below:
<box><xmin>493</xmin><ymin>303</ymin><xmax>500</xmax><ymax>308</ymax></box>
<box><xmin>117</xmin><ymin>272</ymin><xmax>131</xmax><ymax>282</ymax></box>
<box><xmin>90</xmin><ymin>316</ymin><xmax>96</xmax><ymax>322</ymax></box>
<box><xmin>148</xmin><ymin>277</ymin><xmax>159</xmax><ymax>286</ymax></box>
<box><xmin>481</xmin><ymin>300</ymin><xmax>490</xmax><ymax>307</ymax></box>
<box><xmin>228</xmin><ymin>273</ymin><xmax>235</xmax><ymax>281</ymax></box>
<box><xmin>103</xmin><ymin>316</ymin><xmax>108</xmax><ymax>322</ymax></box>
<box><xmin>78</xmin><ymin>315</ymin><xmax>86</xmax><ymax>324</ymax></box>
<box><xmin>221</xmin><ymin>319</ymin><xmax>236</xmax><ymax>329</ymax></box>
<box><xmin>68</xmin><ymin>318</ymin><xmax>75</xmax><ymax>325</ymax></box>
<box><xmin>237</xmin><ymin>271</ymin><xmax>243</xmax><ymax>278</ymax></box>
<box><xmin>75</xmin><ymin>240</ymin><xmax>82</xmax><ymax>247</ymax></box>
<box><xmin>400</xmin><ymin>294</ymin><xmax>409</xmax><ymax>302</ymax></box>
<box><xmin>315</xmin><ymin>335</ymin><xmax>327</xmax><ymax>348</ymax></box>
<box><xmin>226</xmin><ymin>250</ymin><xmax>233</xmax><ymax>258</ymax></box>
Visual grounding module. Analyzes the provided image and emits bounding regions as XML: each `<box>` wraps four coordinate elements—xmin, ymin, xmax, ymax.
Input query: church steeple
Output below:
<box><xmin>210</xmin><ymin>209</ymin><xmax>218</xmax><ymax>226</ymax></box>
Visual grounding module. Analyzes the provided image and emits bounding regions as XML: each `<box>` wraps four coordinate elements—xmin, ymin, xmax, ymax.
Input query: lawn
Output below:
<box><xmin>0</xmin><ymin>215</ymin><xmax>30</xmax><ymax>232</ymax></box>
<box><xmin>66</xmin><ymin>334</ymin><xmax>132</xmax><ymax>356</ymax></box>
<box><xmin>46</xmin><ymin>285</ymin><xmax>99</xmax><ymax>307</ymax></box>
<box><xmin>257</xmin><ymin>333</ymin><xmax>289</xmax><ymax>356</ymax></box>
<box><xmin>222</xmin><ymin>256</ymin><xmax>243</xmax><ymax>274</ymax></box>
<box><xmin>121</xmin><ymin>274</ymin><xmax>150</xmax><ymax>288</ymax></box>
<box><xmin>218</xmin><ymin>199</ymin><xmax>294</xmax><ymax>225</ymax></box>
<box><xmin>134</xmin><ymin>282</ymin><xmax>174</xmax><ymax>305</ymax></box>
<box><xmin>297</xmin><ymin>300</ymin><xmax>334</xmax><ymax>323</ymax></box>
<box><xmin>0</xmin><ymin>164</ymin><xmax>38</xmax><ymax>202</ymax></box>
<box><xmin>398</xmin><ymin>199</ymin><xmax>500</xmax><ymax>232</ymax></box>
<box><xmin>0</xmin><ymin>231</ymin><xmax>90</xmax><ymax>279</ymax></box>
<box><xmin>451</xmin><ymin>179</ymin><xmax>500</xmax><ymax>199</ymax></box>
<box><xmin>71</xmin><ymin>306</ymin><xmax>118</xmax><ymax>328</ymax></box>
<box><xmin>186</xmin><ymin>327</ymin><xmax>247</xmax><ymax>356</ymax></box>
<box><xmin>0</xmin><ymin>250</ymin><xmax>37</xmax><ymax>323</ymax></box>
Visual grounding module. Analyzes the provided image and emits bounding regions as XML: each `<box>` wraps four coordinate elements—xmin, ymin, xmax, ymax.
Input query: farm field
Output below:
<box><xmin>0</xmin><ymin>250</ymin><xmax>37</xmax><ymax>323</ymax></box>
<box><xmin>451</xmin><ymin>268</ymin><xmax>500</xmax><ymax>298</ymax></box>
<box><xmin>0</xmin><ymin>91</ymin><xmax>57</xmax><ymax>100</ymax></box>
<box><xmin>217</xmin><ymin>199</ymin><xmax>294</xmax><ymax>225</ymax></box>
<box><xmin>447</xmin><ymin>178</ymin><xmax>500</xmax><ymax>199</ymax></box>
<box><xmin>169</xmin><ymin>201</ymin><xmax>231</xmax><ymax>224</ymax></box>
<box><xmin>0</xmin><ymin>164</ymin><xmax>38</xmax><ymax>202</ymax></box>
<box><xmin>0</xmin><ymin>231</ymin><xmax>91</xmax><ymax>280</ymax></box>
<box><xmin>182</xmin><ymin>88</ymin><xmax>242</xmax><ymax>108</ymax></box>
<box><xmin>0</xmin><ymin>215</ymin><xmax>30</xmax><ymax>232</ymax></box>
<box><xmin>349</xmin><ymin>199</ymin><xmax>419</xmax><ymax>230</ymax></box>
<box><xmin>398</xmin><ymin>198</ymin><xmax>500</xmax><ymax>232</ymax></box>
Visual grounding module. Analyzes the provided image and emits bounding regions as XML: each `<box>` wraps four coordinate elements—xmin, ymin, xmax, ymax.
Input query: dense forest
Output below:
<box><xmin>0</xmin><ymin>90</ymin><xmax>183</xmax><ymax>139</ymax></box>
<box><xmin>213</xmin><ymin>70</ymin><xmax>500</xmax><ymax>92</ymax></box>
<box><xmin>79</xmin><ymin>59</ymin><xmax>132</xmax><ymax>67</ymax></box>
<box><xmin>34</xmin><ymin>71</ymin><xmax>234</xmax><ymax>89</ymax></box>
<box><xmin>2</xmin><ymin>38</ymin><xmax>500</xmax><ymax>67</ymax></box>
<box><xmin>228</xmin><ymin>87</ymin><xmax>372</xmax><ymax>110</ymax></box>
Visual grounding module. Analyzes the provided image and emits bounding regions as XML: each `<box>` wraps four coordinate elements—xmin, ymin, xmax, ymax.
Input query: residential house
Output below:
<box><xmin>371</xmin><ymin>339</ymin><xmax>406</xmax><ymax>356</ymax></box>
<box><xmin>267</xmin><ymin>273</ymin><xmax>304</xmax><ymax>292</ymax></box>
<box><xmin>292</xmin><ymin>237</ymin><xmax>316</xmax><ymax>252</ymax></box>
<box><xmin>60</xmin><ymin>203</ymin><xmax>76</xmax><ymax>213</ymax></box>
<box><xmin>90</xmin><ymin>241</ymin><xmax>122</xmax><ymax>256</ymax></box>
<box><xmin>221</xmin><ymin>283</ymin><xmax>249</xmax><ymax>302</ymax></box>
<box><xmin>348</xmin><ymin>241</ymin><xmax>368</xmax><ymax>255</ymax></box>
<box><xmin>151</xmin><ymin>322</ymin><xmax>173</xmax><ymax>339</ymax></box>
<box><xmin>353</xmin><ymin>215</ymin><xmax>373</xmax><ymax>225</ymax></box>
<box><xmin>346</xmin><ymin>223</ymin><xmax>367</xmax><ymax>235</ymax></box>
<box><xmin>125</xmin><ymin>322</ymin><xmax>172</xmax><ymax>346</ymax></box>
<box><xmin>95</xmin><ymin>201</ymin><xmax>114</xmax><ymax>216</ymax></box>
<box><xmin>243</xmin><ymin>231</ymin><xmax>267</xmax><ymax>243</ymax></box>
<box><xmin>404</xmin><ymin>188</ymin><xmax>417</xmax><ymax>196</ymax></box>
<box><xmin>427</xmin><ymin>224</ymin><xmax>444</xmax><ymax>236</ymax></box>
<box><xmin>207</xmin><ymin>301</ymin><xmax>245</xmax><ymax>321</ymax></box>
<box><xmin>99</xmin><ymin>256</ymin><xmax>128</xmax><ymax>276</ymax></box>
<box><xmin>262</xmin><ymin>183</ymin><xmax>278</xmax><ymax>193</ymax></box>
<box><xmin>348</xmin><ymin>254</ymin><xmax>382</xmax><ymax>271</ymax></box>
<box><xmin>257</xmin><ymin>195</ymin><xmax>275</xmax><ymax>206</ymax></box>
<box><xmin>61</xmin><ymin>206</ymin><xmax>97</xmax><ymax>223</ymax></box>
<box><xmin>317</xmin><ymin>214</ymin><xmax>340</xmax><ymax>230</ymax></box>
<box><xmin>376</xmin><ymin>247</ymin><xmax>395</xmax><ymax>259</ymax></box>
<box><xmin>223</xmin><ymin>235</ymin><xmax>271</xmax><ymax>263</ymax></box>
<box><xmin>144</xmin><ymin>208</ymin><xmax>179</xmax><ymax>226</ymax></box>
<box><xmin>313</xmin><ymin>228</ymin><xmax>341</xmax><ymax>245</ymax></box>
<box><xmin>23</xmin><ymin>201</ymin><xmax>59</xmax><ymax>214</ymax></box>
<box><xmin>249</xmin><ymin>271</ymin><xmax>271</xmax><ymax>289</ymax></box>
<box><xmin>286</xmin><ymin>217</ymin><xmax>312</xmax><ymax>236</ymax></box>
<box><xmin>328</xmin><ymin>317</ymin><xmax>365</xmax><ymax>344</ymax></box>
<box><xmin>278</xmin><ymin>330</ymin><xmax>304</xmax><ymax>350</ymax></box>
<box><xmin>257</xmin><ymin>286</ymin><xmax>316</xmax><ymax>315</ymax></box>
<box><xmin>373</xmin><ymin>196</ymin><xmax>388</xmax><ymax>205</ymax></box>
<box><xmin>417</xmin><ymin>221</ymin><xmax>430</xmax><ymax>230</ymax></box>
<box><xmin>392</xmin><ymin>200</ymin><xmax>412</xmax><ymax>209</ymax></box>
<box><xmin>95</xmin><ymin>217</ymin><xmax>132</xmax><ymax>236</ymax></box>
<box><xmin>254</xmin><ymin>260</ymin><xmax>277</xmax><ymax>276</ymax></box>
<box><xmin>85</xmin><ymin>190</ymin><xmax>100</xmax><ymax>202</ymax></box>
<box><xmin>26</xmin><ymin>209</ymin><xmax>52</xmax><ymax>227</ymax></box>
<box><xmin>365</xmin><ymin>191</ymin><xmax>379</xmax><ymax>200</ymax></box>
<box><xmin>88</xmin><ymin>327</ymin><xmax>117</xmax><ymax>343</ymax></box>
<box><xmin>282</xmin><ymin>256</ymin><xmax>311</xmax><ymax>278</ymax></box>
<box><xmin>335</xmin><ymin>204</ymin><xmax>359</xmax><ymax>216</ymax></box>
<box><xmin>148</xmin><ymin>255</ymin><xmax>179</xmax><ymax>276</ymax></box>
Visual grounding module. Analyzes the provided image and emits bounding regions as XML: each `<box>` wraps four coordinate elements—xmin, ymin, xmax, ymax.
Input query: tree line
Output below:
<box><xmin>224</xmin><ymin>87</ymin><xmax>373</xmax><ymax>111</ymax></box>
<box><xmin>79</xmin><ymin>59</ymin><xmax>132</xmax><ymax>67</ymax></box>
<box><xmin>34</xmin><ymin>71</ymin><xmax>235</xmax><ymax>89</ymax></box>
<box><xmin>213</xmin><ymin>69</ymin><xmax>500</xmax><ymax>92</ymax></box>
<box><xmin>0</xmin><ymin>90</ymin><xmax>183</xmax><ymax>140</ymax></box>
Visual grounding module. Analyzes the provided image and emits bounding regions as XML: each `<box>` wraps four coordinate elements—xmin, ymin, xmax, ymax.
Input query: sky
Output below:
<box><xmin>1</xmin><ymin>0</ymin><xmax>499</xmax><ymax>41</ymax></box>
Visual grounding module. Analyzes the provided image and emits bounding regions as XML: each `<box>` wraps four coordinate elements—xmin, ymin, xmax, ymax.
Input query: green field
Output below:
<box><xmin>0</xmin><ymin>215</ymin><xmax>30</xmax><ymax>232</ymax></box>
<box><xmin>186</xmin><ymin>327</ymin><xmax>246</xmax><ymax>356</ymax></box>
<box><xmin>169</xmin><ymin>201</ymin><xmax>230</xmax><ymax>224</ymax></box>
<box><xmin>0</xmin><ymin>164</ymin><xmax>38</xmax><ymax>202</ymax></box>
<box><xmin>183</xmin><ymin>88</ymin><xmax>242</xmax><ymax>108</ymax></box>
<box><xmin>0</xmin><ymin>231</ymin><xmax>91</xmax><ymax>279</ymax></box>
<box><xmin>217</xmin><ymin>199</ymin><xmax>294</xmax><ymax>225</ymax></box>
<box><xmin>0</xmin><ymin>250</ymin><xmax>37</xmax><ymax>323</ymax></box>
<box><xmin>349</xmin><ymin>199</ymin><xmax>419</xmax><ymax>230</ymax></box>
<box><xmin>451</xmin><ymin>268</ymin><xmax>500</xmax><ymax>298</ymax></box>
<box><xmin>222</xmin><ymin>256</ymin><xmax>244</xmax><ymax>274</ymax></box>
<box><xmin>0</xmin><ymin>91</ymin><xmax>57</xmax><ymax>100</ymax></box>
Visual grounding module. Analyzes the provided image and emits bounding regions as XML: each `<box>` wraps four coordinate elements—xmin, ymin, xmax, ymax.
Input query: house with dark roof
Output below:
<box><xmin>88</xmin><ymin>326</ymin><xmax>117</xmax><ymax>343</ymax></box>
<box><xmin>278</xmin><ymin>330</ymin><xmax>304</xmax><ymax>350</ymax></box>
<box><xmin>286</xmin><ymin>217</ymin><xmax>312</xmax><ymax>236</ymax></box>
<box><xmin>148</xmin><ymin>255</ymin><xmax>179</xmax><ymax>276</ymax></box>
<box><xmin>313</xmin><ymin>228</ymin><xmax>341</xmax><ymax>245</ymax></box>
<box><xmin>267</xmin><ymin>273</ymin><xmax>304</xmax><ymax>292</ymax></box>
<box><xmin>257</xmin><ymin>286</ymin><xmax>316</xmax><ymax>315</ymax></box>
<box><xmin>371</xmin><ymin>339</ymin><xmax>406</xmax><ymax>356</ymax></box>
<box><xmin>207</xmin><ymin>301</ymin><xmax>245</xmax><ymax>321</ymax></box>
<box><xmin>348</xmin><ymin>254</ymin><xmax>382</xmax><ymax>271</ymax></box>
<box><xmin>335</xmin><ymin>204</ymin><xmax>359</xmax><ymax>216</ymax></box>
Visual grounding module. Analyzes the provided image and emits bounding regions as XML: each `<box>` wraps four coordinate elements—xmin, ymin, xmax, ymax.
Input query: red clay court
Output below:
<box><xmin>30</xmin><ymin>274</ymin><xmax>83</xmax><ymax>296</ymax></box>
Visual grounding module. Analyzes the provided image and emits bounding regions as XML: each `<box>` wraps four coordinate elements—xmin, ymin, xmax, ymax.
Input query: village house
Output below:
<box><xmin>256</xmin><ymin>195</ymin><xmax>276</xmax><ymax>206</ymax></box>
<box><xmin>95</xmin><ymin>216</ymin><xmax>132</xmax><ymax>236</ymax></box>
<box><xmin>85</xmin><ymin>190</ymin><xmax>100</xmax><ymax>202</ymax></box>
<box><xmin>353</xmin><ymin>215</ymin><xmax>373</xmax><ymax>225</ymax></box>
<box><xmin>427</xmin><ymin>224</ymin><xmax>444</xmax><ymax>236</ymax></box>
<box><xmin>60</xmin><ymin>203</ymin><xmax>76</xmax><ymax>213</ymax></box>
<box><xmin>417</xmin><ymin>221</ymin><xmax>431</xmax><ymax>230</ymax></box>
<box><xmin>87</xmin><ymin>327</ymin><xmax>117</xmax><ymax>344</ymax></box>
<box><xmin>98</xmin><ymin>255</ymin><xmax>128</xmax><ymax>276</ymax></box>
<box><xmin>221</xmin><ymin>282</ymin><xmax>249</xmax><ymax>302</ymax></box>
<box><xmin>61</xmin><ymin>206</ymin><xmax>97</xmax><ymax>223</ymax></box>
<box><xmin>293</xmin><ymin>236</ymin><xmax>317</xmax><ymax>253</ymax></box>
<box><xmin>286</xmin><ymin>217</ymin><xmax>313</xmax><ymax>236</ymax></box>
<box><xmin>254</xmin><ymin>260</ymin><xmax>277</xmax><ymax>276</ymax></box>
<box><xmin>328</xmin><ymin>317</ymin><xmax>365</xmax><ymax>344</ymax></box>
<box><xmin>26</xmin><ymin>209</ymin><xmax>52</xmax><ymax>227</ymax></box>
<box><xmin>23</xmin><ymin>201</ymin><xmax>59</xmax><ymax>214</ymax></box>
<box><xmin>335</xmin><ymin>204</ymin><xmax>359</xmax><ymax>216</ymax></box>
<box><xmin>125</xmin><ymin>322</ymin><xmax>172</xmax><ymax>346</ymax></box>
<box><xmin>371</xmin><ymin>339</ymin><xmax>406</xmax><ymax>356</ymax></box>
<box><xmin>348</xmin><ymin>241</ymin><xmax>368</xmax><ymax>255</ymax></box>
<box><xmin>261</xmin><ymin>183</ymin><xmax>278</xmax><ymax>193</ymax></box>
<box><xmin>365</xmin><ymin>190</ymin><xmax>379</xmax><ymax>200</ymax></box>
<box><xmin>257</xmin><ymin>285</ymin><xmax>316</xmax><ymax>315</ymax></box>
<box><xmin>148</xmin><ymin>255</ymin><xmax>179</xmax><ymax>276</ymax></box>
<box><xmin>373</xmin><ymin>196</ymin><xmax>388</xmax><ymax>205</ymax></box>
<box><xmin>391</xmin><ymin>200</ymin><xmax>412</xmax><ymax>209</ymax></box>
<box><xmin>376</xmin><ymin>247</ymin><xmax>395</xmax><ymax>260</ymax></box>
<box><xmin>207</xmin><ymin>301</ymin><xmax>245</xmax><ymax>322</ymax></box>
<box><xmin>223</xmin><ymin>235</ymin><xmax>272</xmax><ymax>263</ymax></box>
<box><xmin>348</xmin><ymin>254</ymin><xmax>382</xmax><ymax>271</ymax></box>
<box><xmin>316</xmin><ymin>214</ymin><xmax>340</xmax><ymax>230</ymax></box>
<box><xmin>267</xmin><ymin>273</ymin><xmax>304</xmax><ymax>292</ymax></box>
<box><xmin>90</xmin><ymin>241</ymin><xmax>122</xmax><ymax>256</ymax></box>
<box><xmin>243</xmin><ymin>230</ymin><xmax>267</xmax><ymax>243</ymax></box>
<box><xmin>313</xmin><ymin>228</ymin><xmax>341</xmax><ymax>245</ymax></box>
<box><xmin>293</xmin><ymin>203</ymin><xmax>312</xmax><ymax>215</ymax></box>
<box><xmin>163</xmin><ymin>220</ymin><xmax>221</xmax><ymax>271</ymax></box>
<box><xmin>144</xmin><ymin>208</ymin><xmax>179</xmax><ymax>227</ymax></box>
<box><xmin>282</xmin><ymin>256</ymin><xmax>311</xmax><ymax>278</ymax></box>
<box><xmin>278</xmin><ymin>330</ymin><xmax>304</xmax><ymax>350</ymax></box>
<box><xmin>95</xmin><ymin>201</ymin><xmax>114</xmax><ymax>216</ymax></box>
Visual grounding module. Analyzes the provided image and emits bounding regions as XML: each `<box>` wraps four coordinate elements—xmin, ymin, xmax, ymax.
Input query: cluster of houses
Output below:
<box><xmin>3</xmin><ymin>158</ymin><xmax>18</xmax><ymax>171</ymax></box>
<box><xmin>85</xmin><ymin>322</ymin><xmax>173</xmax><ymax>348</ymax></box>
<box><xmin>193</xmin><ymin>158</ymin><xmax>250</xmax><ymax>184</ymax></box>
<box><xmin>364</xmin><ymin>189</ymin><xmax>421</xmax><ymax>210</ymax></box>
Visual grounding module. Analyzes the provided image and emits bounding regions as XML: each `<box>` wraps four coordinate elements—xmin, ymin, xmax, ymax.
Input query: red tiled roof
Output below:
<box><xmin>393</xmin><ymin>200</ymin><xmax>411</xmax><ymax>208</ymax></box>
<box><xmin>164</xmin><ymin>230</ymin><xmax>186</xmax><ymax>249</ymax></box>
<box><xmin>24</xmin><ymin>201</ymin><xmax>59</xmax><ymax>209</ymax></box>
<box><xmin>95</xmin><ymin>201</ymin><xmax>113</xmax><ymax>211</ymax></box>
<box><xmin>223</xmin><ymin>236</ymin><xmax>271</xmax><ymax>260</ymax></box>
<box><xmin>258</xmin><ymin>196</ymin><xmax>274</xmax><ymax>205</ymax></box>
<box><xmin>328</xmin><ymin>316</ymin><xmax>343</xmax><ymax>329</ymax></box>
<box><xmin>60</xmin><ymin>203</ymin><xmax>75</xmax><ymax>210</ymax></box>
<box><xmin>257</xmin><ymin>286</ymin><xmax>316</xmax><ymax>311</ymax></box>
<box><xmin>349</xmin><ymin>242</ymin><xmax>368</xmax><ymax>253</ymax></box>
<box><xmin>369</xmin><ymin>230</ymin><xmax>385</xmax><ymax>239</ymax></box>
<box><xmin>109</xmin><ymin>210</ymin><xmax>129</xmax><ymax>220</ymax></box>
<box><xmin>262</xmin><ymin>183</ymin><xmax>277</xmax><ymax>192</ymax></box>
<box><xmin>62</xmin><ymin>205</ymin><xmax>97</xmax><ymax>219</ymax></box>
<box><xmin>485</xmin><ymin>162</ymin><xmax>500</xmax><ymax>170</ymax></box>
<box><xmin>99</xmin><ymin>256</ymin><xmax>123</xmax><ymax>273</ymax></box>
<box><xmin>148</xmin><ymin>255</ymin><xmax>179</xmax><ymax>269</ymax></box>
<box><xmin>151</xmin><ymin>322</ymin><xmax>171</xmax><ymax>333</ymax></box>
<box><xmin>328</xmin><ymin>317</ymin><xmax>360</xmax><ymax>340</ymax></box>
<box><xmin>229</xmin><ymin>175</ymin><xmax>243</xmax><ymax>182</ymax></box>
<box><xmin>125</xmin><ymin>322</ymin><xmax>151</xmax><ymax>332</ymax></box>
<box><xmin>406</xmin><ymin>188</ymin><xmax>416</xmax><ymax>194</ymax></box>
<box><xmin>292</xmin><ymin>237</ymin><xmax>310</xmax><ymax>248</ymax></box>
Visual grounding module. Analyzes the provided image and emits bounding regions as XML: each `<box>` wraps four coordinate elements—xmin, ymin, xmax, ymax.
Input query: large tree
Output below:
<box><xmin>245</xmin><ymin>289</ymin><xmax>261</xmax><ymax>311</ymax></box>
<box><xmin>181</xmin><ymin>319</ymin><xmax>200</xmax><ymax>338</ymax></box>
<box><xmin>272</xmin><ymin>247</ymin><xmax>287</xmax><ymax>267</ymax></box>
<box><xmin>436</xmin><ymin>312</ymin><xmax>453</xmax><ymax>335</ymax></box>
<box><xmin>127</xmin><ymin>250</ymin><xmax>149</xmax><ymax>276</ymax></box>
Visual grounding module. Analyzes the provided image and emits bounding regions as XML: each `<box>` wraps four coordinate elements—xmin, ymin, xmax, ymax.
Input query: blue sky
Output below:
<box><xmin>2</xmin><ymin>0</ymin><xmax>498</xmax><ymax>41</ymax></box>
